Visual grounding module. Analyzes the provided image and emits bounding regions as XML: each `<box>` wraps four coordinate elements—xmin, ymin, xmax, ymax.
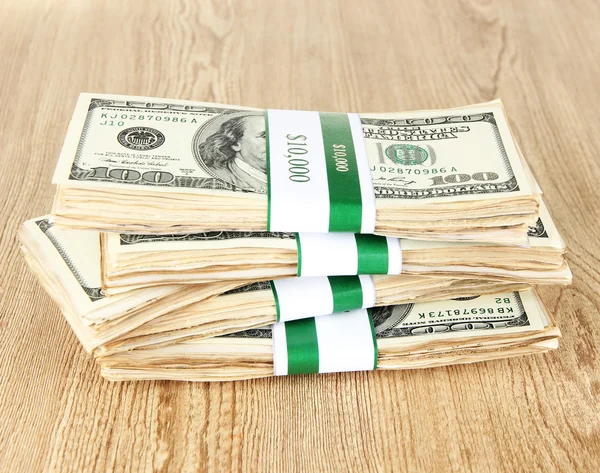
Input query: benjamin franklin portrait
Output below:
<box><xmin>193</xmin><ymin>111</ymin><xmax>267</xmax><ymax>193</ymax></box>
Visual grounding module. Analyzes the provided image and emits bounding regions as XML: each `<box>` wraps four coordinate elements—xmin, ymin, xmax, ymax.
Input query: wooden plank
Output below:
<box><xmin>0</xmin><ymin>0</ymin><xmax>598</xmax><ymax>472</ymax></box>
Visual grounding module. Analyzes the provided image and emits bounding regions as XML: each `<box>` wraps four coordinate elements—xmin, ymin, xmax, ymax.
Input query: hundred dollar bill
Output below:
<box><xmin>51</xmin><ymin>93</ymin><xmax>540</xmax><ymax>242</ymax></box>
<box><xmin>53</xmin><ymin>94</ymin><xmax>533</xmax><ymax>200</ymax></box>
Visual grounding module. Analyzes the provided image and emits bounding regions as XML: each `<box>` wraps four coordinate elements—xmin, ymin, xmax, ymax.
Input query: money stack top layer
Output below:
<box><xmin>52</xmin><ymin>93</ymin><xmax>539</xmax><ymax>244</ymax></box>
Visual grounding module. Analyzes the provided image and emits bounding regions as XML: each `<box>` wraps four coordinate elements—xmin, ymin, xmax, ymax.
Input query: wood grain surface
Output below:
<box><xmin>1</xmin><ymin>0</ymin><xmax>599</xmax><ymax>472</ymax></box>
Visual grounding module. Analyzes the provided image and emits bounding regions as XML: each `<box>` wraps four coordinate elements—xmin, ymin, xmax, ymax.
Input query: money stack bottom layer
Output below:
<box><xmin>98</xmin><ymin>290</ymin><xmax>560</xmax><ymax>382</ymax></box>
<box><xmin>21</xmin><ymin>216</ymin><xmax>562</xmax><ymax>382</ymax></box>
<box><xmin>20</xmin><ymin>209</ymin><xmax>568</xmax><ymax>381</ymax></box>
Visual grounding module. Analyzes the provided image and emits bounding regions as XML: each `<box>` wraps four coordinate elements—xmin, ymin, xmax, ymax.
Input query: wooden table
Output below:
<box><xmin>1</xmin><ymin>1</ymin><xmax>598</xmax><ymax>471</ymax></box>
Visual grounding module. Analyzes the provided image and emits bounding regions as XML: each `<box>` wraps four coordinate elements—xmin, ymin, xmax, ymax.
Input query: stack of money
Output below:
<box><xmin>19</xmin><ymin>93</ymin><xmax>570</xmax><ymax>381</ymax></box>
<box><xmin>99</xmin><ymin>200</ymin><xmax>570</xmax><ymax>295</ymax></box>
<box><xmin>51</xmin><ymin>94</ymin><xmax>541</xmax><ymax>244</ymax></box>
<box><xmin>98</xmin><ymin>290</ymin><xmax>560</xmax><ymax>382</ymax></box>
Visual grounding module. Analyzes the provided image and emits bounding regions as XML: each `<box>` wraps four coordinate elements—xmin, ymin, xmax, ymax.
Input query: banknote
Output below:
<box><xmin>53</xmin><ymin>93</ymin><xmax>534</xmax><ymax>202</ymax></box>
<box><xmin>118</xmin><ymin>230</ymin><xmax>295</xmax><ymax>246</ymax></box>
<box><xmin>21</xmin><ymin>218</ymin><xmax>181</xmax><ymax>319</ymax></box>
<box><xmin>34</xmin><ymin>218</ymin><xmax>104</xmax><ymax>300</ymax></box>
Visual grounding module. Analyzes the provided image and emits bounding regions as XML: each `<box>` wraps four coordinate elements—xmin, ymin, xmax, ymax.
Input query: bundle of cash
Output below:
<box><xmin>97</xmin><ymin>290</ymin><xmax>560</xmax><ymax>382</ymax></box>
<box><xmin>20</xmin><ymin>217</ymin><xmax>530</xmax><ymax>352</ymax></box>
<box><xmin>100</xmin><ymin>199</ymin><xmax>570</xmax><ymax>295</ymax></box>
<box><xmin>51</xmin><ymin>94</ymin><xmax>541</xmax><ymax>244</ymax></box>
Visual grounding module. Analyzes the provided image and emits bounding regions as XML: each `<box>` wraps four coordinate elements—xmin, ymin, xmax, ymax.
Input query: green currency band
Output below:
<box><xmin>295</xmin><ymin>233</ymin><xmax>390</xmax><ymax>277</ymax></box>
<box><xmin>355</xmin><ymin>234</ymin><xmax>389</xmax><ymax>274</ymax></box>
<box><xmin>319</xmin><ymin>112</ymin><xmax>363</xmax><ymax>232</ymax></box>
<box><xmin>329</xmin><ymin>276</ymin><xmax>365</xmax><ymax>313</ymax></box>
<box><xmin>283</xmin><ymin>308</ymin><xmax>378</xmax><ymax>375</ymax></box>
<box><xmin>272</xmin><ymin>276</ymin><xmax>368</xmax><ymax>323</ymax></box>
<box><xmin>265</xmin><ymin>111</ymin><xmax>365</xmax><ymax>233</ymax></box>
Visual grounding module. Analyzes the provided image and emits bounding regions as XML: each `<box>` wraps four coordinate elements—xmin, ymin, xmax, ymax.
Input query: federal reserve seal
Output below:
<box><xmin>385</xmin><ymin>144</ymin><xmax>428</xmax><ymax>165</ymax></box>
<box><xmin>117</xmin><ymin>127</ymin><xmax>165</xmax><ymax>150</ymax></box>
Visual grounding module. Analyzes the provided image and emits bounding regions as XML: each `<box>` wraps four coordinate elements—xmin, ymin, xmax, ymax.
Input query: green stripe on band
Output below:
<box><xmin>367</xmin><ymin>308</ymin><xmax>379</xmax><ymax>370</ymax></box>
<box><xmin>355</xmin><ymin>234</ymin><xmax>389</xmax><ymax>274</ymax></box>
<box><xmin>295</xmin><ymin>233</ymin><xmax>302</xmax><ymax>277</ymax></box>
<box><xmin>271</xmin><ymin>281</ymin><xmax>282</xmax><ymax>323</ymax></box>
<box><xmin>285</xmin><ymin>318</ymin><xmax>320</xmax><ymax>374</ymax></box>
<box><xmin>276</xmin><ymin>309</ymin><xmax>378</xmax><ymax>375</ymax></box>
<box><xmin>328</xmin><ymin>276</ymin><xmax>364</xmax><ymax>313</ymax></box>
<box><xmin>319</xmin><ymin>112</ymin><xmax>363</xmax><ymax>232</ymax></box>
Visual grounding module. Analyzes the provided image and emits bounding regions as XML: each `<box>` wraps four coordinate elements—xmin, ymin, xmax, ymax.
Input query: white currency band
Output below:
<box><xmin>267</xmin><ymin>109</ymin><xmax>375</xmax><ymax>233</ymax></box>
<box><xmin>272</xmin><ymin>275</ymin><xmax>376</xmax><ymax>322</ymax></box>
<box><xmin>297</xmin><ymin>233</ymin><xmax>402</xmax><ymax>277</ymax></box>
<box><xmin>272</xmin><ymin>308</ymin><xmax>377</xmax><ymax>376</ymax></box>
<box><xmin>316</xmin><ymin>309</ymin><xmax>376</xmax><ymax>374</ymax></box>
